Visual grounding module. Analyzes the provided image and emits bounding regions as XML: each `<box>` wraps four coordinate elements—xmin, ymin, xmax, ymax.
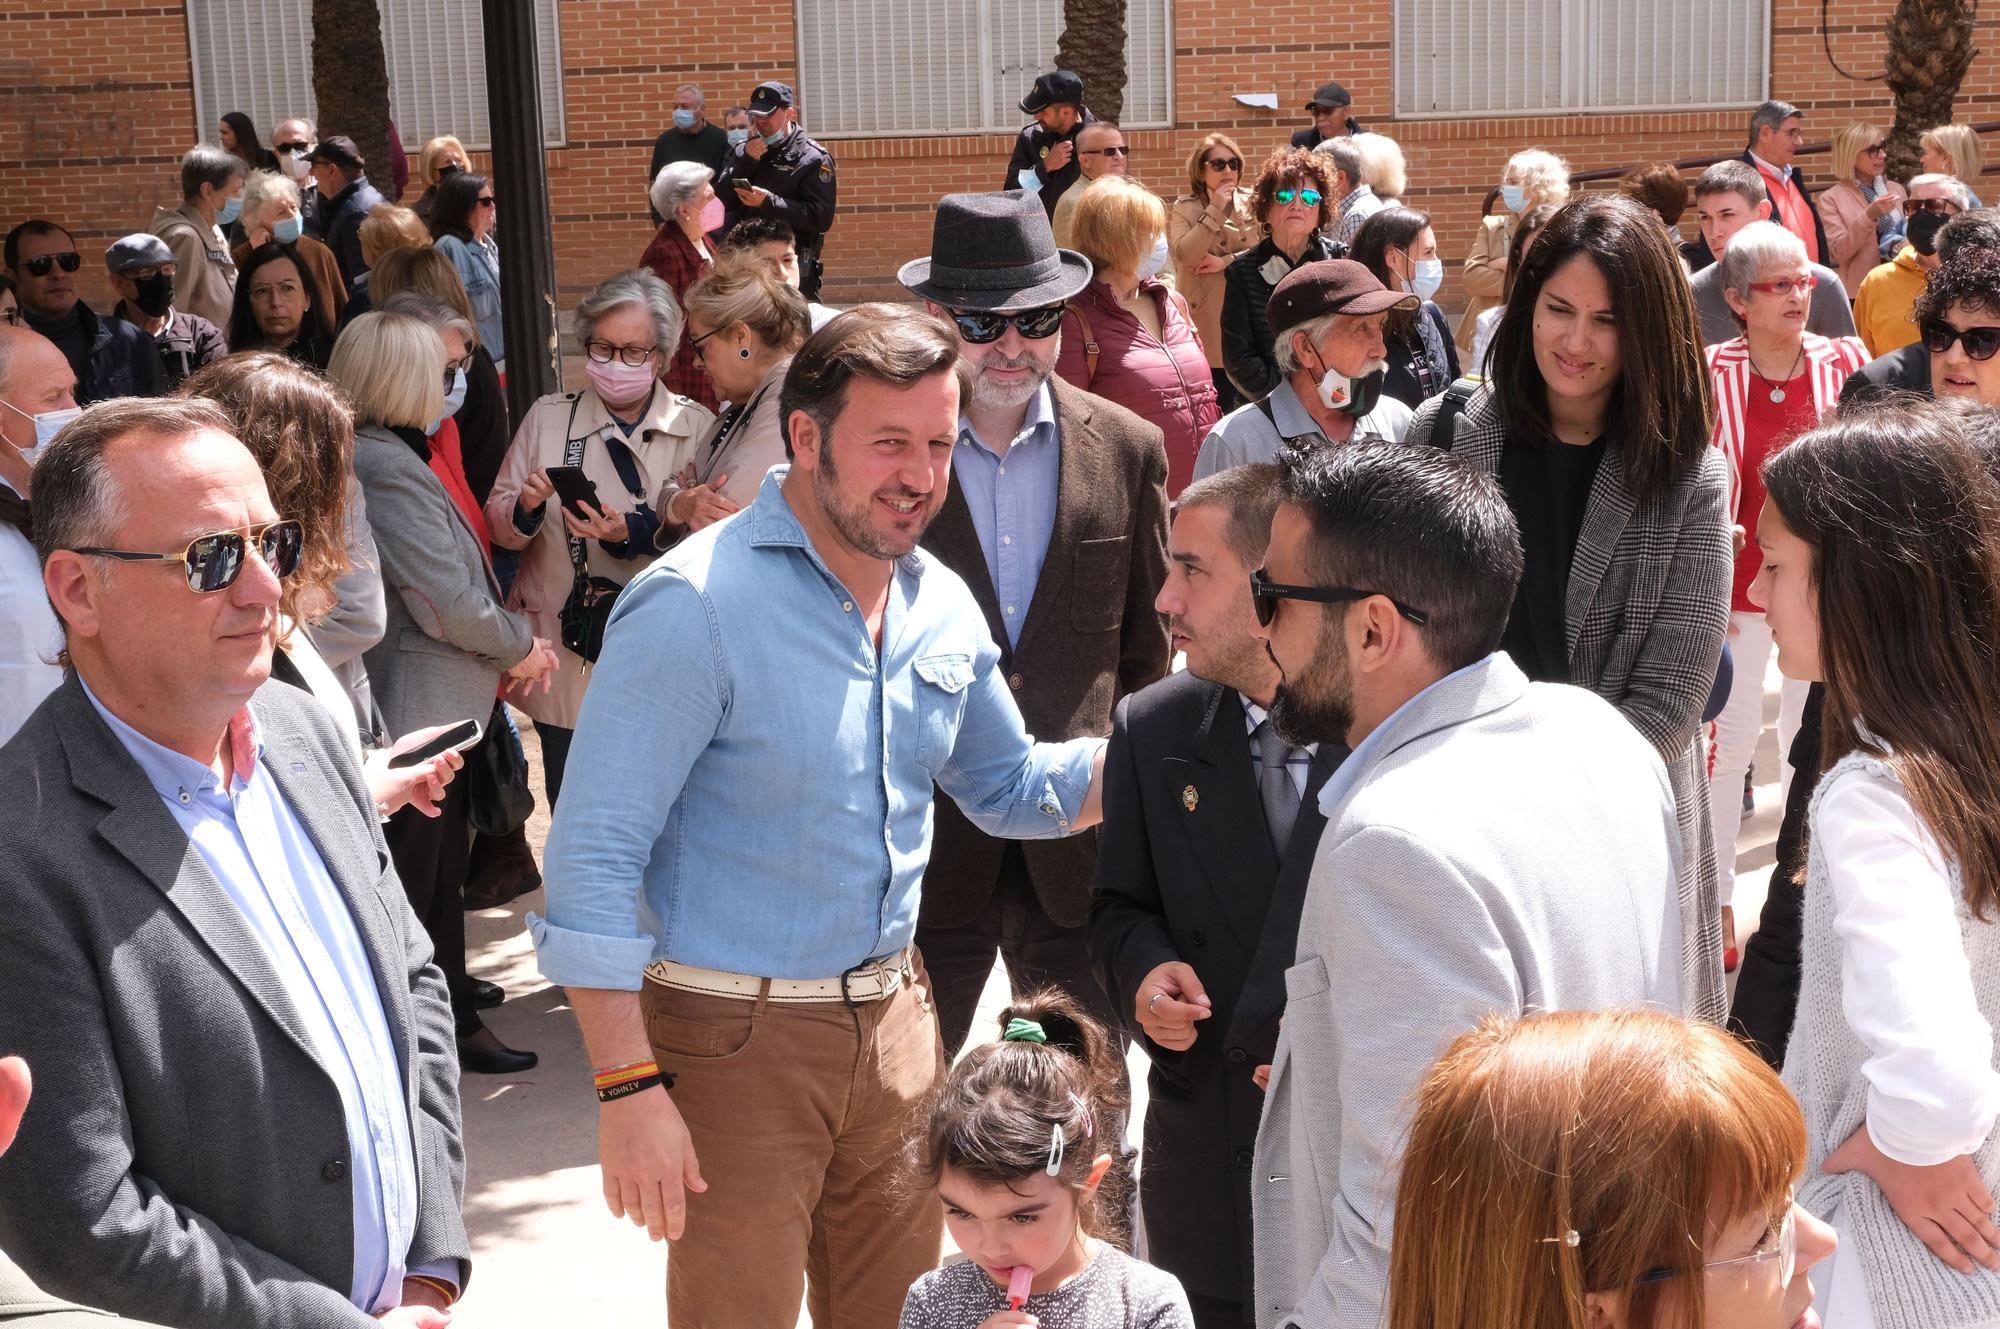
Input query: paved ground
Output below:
<box><xmin>451</xmin><ymin>669</ymin><xmax>1789</xmax><ymax>1325</ymax></box>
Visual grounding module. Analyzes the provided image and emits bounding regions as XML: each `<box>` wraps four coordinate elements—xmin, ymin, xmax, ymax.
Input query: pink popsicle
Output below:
<box><xmin>1007</xmin><ymin>1264</ymin><xmax>1035</xmax><ymax>1310</ymax></box>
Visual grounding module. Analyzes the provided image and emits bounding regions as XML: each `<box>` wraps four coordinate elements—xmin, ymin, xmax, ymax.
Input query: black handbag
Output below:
<box><xmin>555</xmin><ymin>420</ymin><xmax>644</xmax><ymax>664</ymax></box>
<box><xmin>464</xmin><ymin>701</ymin><xmax>534</xmax><ymax>837</ymax></box>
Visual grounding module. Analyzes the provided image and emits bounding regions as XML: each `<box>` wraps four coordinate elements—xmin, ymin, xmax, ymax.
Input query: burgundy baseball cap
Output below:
<box><xmin>1266</xmin><ymin>259</ymin><xmax>1417</xmax><ymax>330</ymax></box>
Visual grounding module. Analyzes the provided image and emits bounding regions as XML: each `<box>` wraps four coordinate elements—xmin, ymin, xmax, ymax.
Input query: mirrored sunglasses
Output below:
<box><xmin>70</xmin><ymin>519</ymin><xmax>304</xmax><ymax>594</ymax></box>
<box><xmin>947</xmin><ymin>304</ymin><xmax>1067</xmax><ymax>344</ymax></box>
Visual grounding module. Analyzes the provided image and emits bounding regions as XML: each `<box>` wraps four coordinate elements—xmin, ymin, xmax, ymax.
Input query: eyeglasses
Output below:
<box><xmin>1085</xmin><ymin>145</ymin><xmax>1130</xmax><ymax>158</ymax></box>
<box><xmin>1274</xmin><ymin>188</ymin><xmax>1323</xmax><ymax>207</ymax></box>
<box><xmin>1747</xmin><ymin>274</ymin><xmax>1818</xmax><ymax>298</ymax></box>
<box><xmin>1636</xmin><ymin>1199</ymin><xmax>1796</xmax><ymax>1288</ymax></box>
<box><xmin>1205</xmin><ymin>156</ymin><xmax>1243</xmax><ymax>172</ymax></box>
<box><xmin>71</xmin><ymin>519</ymin><xmax>303</xmax><ymax>594</ymax></box>
<box><xmin>1249</xmin><ymin>567</ymin><xmax>1428</xmax><ymax>628</ymax></box>
<box><xmin>584</xmin><ymin>340</ymin><xmax>659</xmax><ymax>366</ymax></box>
<box><xmin>476</xmin><ymin>195</ymin><xmax>497</xmax><ymax>208</ymax></box>
<box><xmin>19</xmin><ymin>252</ymin><xmax>81</xmax><ymax>278</ymax></box>
<box><xmin>945</xmin><ymin>303</ymin><xmax>1067</xmax><ymax>344</ymax></box>
<box><xmin>445</xmin><ymin>350</ymin><xmax>475</xmax><ymax>373</ymax></box>
<box><xmin>1862</xmin><ymin>142</ymin><xmax>1888</xmax><ymax>154</ymax></box>
<box><xmin>1920</xmin><ymin>316</ymin><xmax>2000</xmax><ymax>361</ymax></box>
<box><xmin>1905</xmin><ymin>196</ymin><xmax>1963</xmax><ymax>215</ymax></box>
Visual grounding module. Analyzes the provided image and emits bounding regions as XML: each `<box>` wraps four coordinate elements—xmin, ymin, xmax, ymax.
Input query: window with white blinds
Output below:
<box><xmin>1393</xmin><ymin>0</ymin><xmax>1768</xmax><ymax>117</ymax></box>
<box><xmin>796</xmin><ymin>0</ymin><xmax>1172</xmax><ymax>137</ymax></box>
<box><xmin>185</xmin><ymin>0</ymin><xmax>566</xmax><ymax>152</ymax></box>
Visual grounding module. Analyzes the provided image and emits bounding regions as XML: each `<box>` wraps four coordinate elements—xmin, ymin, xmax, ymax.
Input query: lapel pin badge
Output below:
<box><xmin>1182</xmin><ymin>784</ymin><xmax>1199</xmax><ymax>813</ymax></box>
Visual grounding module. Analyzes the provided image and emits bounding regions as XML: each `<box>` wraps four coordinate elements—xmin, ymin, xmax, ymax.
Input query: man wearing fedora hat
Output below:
<box><xmin>1291</xmin><ymin>82</ymin><xmax>1363</xmax><ymax>150</ymax></box>
<box><xmin>715</xmin><ymin>80</ymin><xmax>838</xmax><ymax>298</ymax></box>
<box><xmin>900</xmin><ymin>191</ymin><xmax>1172</xmax><ymax>1059</ymax></box>
<box><xmin>1004</xmin><ymin>70</ymin><xmax>1098</xmax><ymax>220</ymax></box>
<box><xmin>1195</xmin><ymin>259</ymin><xmax>1416</xmax><ymax>480</ymax></box>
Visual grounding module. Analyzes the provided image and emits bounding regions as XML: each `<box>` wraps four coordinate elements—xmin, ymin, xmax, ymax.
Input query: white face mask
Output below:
<box><xmin>1313</xmin><ymin>356</ymin><xmax>1390</xmax><ymax>416</ymax></box>
<box><xmin>1137</xmin><ymin>232</ymin><xmax>1170</xmax><ymax>281</ymax></box>
<box><xmin>3</xmin><ymin>398</ymin><xmax>81</xmax><ymax>460</ymax></box>
<box><xmin>278</xmin><ymin>147</ymin><xmax>313</xmax><ymax>181</ymax></box>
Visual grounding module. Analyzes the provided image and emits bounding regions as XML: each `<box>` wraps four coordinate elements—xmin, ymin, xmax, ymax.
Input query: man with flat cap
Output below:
<box><xmin>1004</xmin><ymin>70</ymin><xmax>1097</xmax><ymax>219</ymax></box>
<box><xmin>104</xmin><ymin>233</ymin><xmax>226</xmax><ymax>388</ymax></box>
<box><xmin>305</xmin><ymin>135</ymin><xmax>385</xmax><ymax>292</ymax></box>
<box><xmin>900</xmin><ymin>191</ymin><xmax>1171</xmax><ymax>1059</ymax></box>
<box><xmin>1195</xmin><ymin>259</ymin><xmax>1416</xmax><ymax>480</ymax></box>
<box><xmin>1290</xmin><ymin>82</ymin><xmax>1362</xmax><ymax>150</ymax></box>
<box><xmin>715</xmin><ymin>81</ymin><xmax>837</xmax><ymax>298</ymax></box>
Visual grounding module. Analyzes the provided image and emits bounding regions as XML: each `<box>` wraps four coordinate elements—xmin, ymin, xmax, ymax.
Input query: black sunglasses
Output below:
<box><xmin>476</xmin><ymin>195</ymin><xmax>497</xmax><ymax>208</ymax></box>
<box><xmin>19</xmin><ymin>252</ymin><xmax>81</xmax><ymax>277</ymax></box>
<box><xmin>1205</xmin><ymin>156</ymin><xmax>1244</xmax><ymax>172</ymax></box>
<box><xmin>946</xmin><ymin>303</ymin><xmax>1066</xmax><ymax>344</ymax></box>
<box><xmin>274</xmin><ymin>141</ymin><xmax>310</xmax><ymax>154</ymax></box>
<box><xmin>1920</xmin><ymin>316</ymin><xmax>2000</xmax><ymax>361</ymax></box>
<box><xmin>71</xmin><ymin>519</ymin><xmax>304</xmax><ymax>594</ymax></box>
<box><xmin>1904</xmin><ymin>196</ymin><xmax>1962</xmax><ymax>216</ymax></box>
<box><xmin>1085</xmin><ymin>145</ymin><xmax>1131</xmax><ymax>157</ymax></box>
<box><xmin>1249</xmin><ymin>566</ymin><xmax>1428</xmax><ymax>628</ymax></box>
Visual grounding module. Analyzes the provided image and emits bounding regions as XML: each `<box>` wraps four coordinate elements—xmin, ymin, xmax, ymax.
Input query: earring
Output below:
<box><xmin>738</xmin><ymin>347</ymin><xmax>751</xmax><ymax>359</ymax></box>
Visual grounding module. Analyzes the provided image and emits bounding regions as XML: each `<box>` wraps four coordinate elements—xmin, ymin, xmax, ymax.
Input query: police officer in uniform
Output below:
<box><xmin>716</xmin><ymin>81</ymin><xmax>837</xmax><ymax>299</ymax></box>
<box><xmin>1003</xmin><ymin>70</ymin><xmax>1095</xmax><ymax>220</ymax></box>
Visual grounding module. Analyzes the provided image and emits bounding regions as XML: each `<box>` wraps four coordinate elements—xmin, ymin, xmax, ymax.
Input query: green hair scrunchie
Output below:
<box><xmin>1002</xmin><ymin>1017</ymin><xmax>1048</xmax><ymax>1045</ymax></box>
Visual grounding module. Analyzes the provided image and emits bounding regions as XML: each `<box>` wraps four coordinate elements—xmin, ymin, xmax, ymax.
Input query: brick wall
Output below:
<box><xmin>5</xmin><ymin>0</ymin><xmax>2000</xmax><ymax>320</ymax></box>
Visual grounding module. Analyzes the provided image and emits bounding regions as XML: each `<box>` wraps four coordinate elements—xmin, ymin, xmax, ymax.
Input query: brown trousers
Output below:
<box><xmin>641</xmin><ymin>957</ymin><xmax>947</xmax><ymax>1328</ymax></box>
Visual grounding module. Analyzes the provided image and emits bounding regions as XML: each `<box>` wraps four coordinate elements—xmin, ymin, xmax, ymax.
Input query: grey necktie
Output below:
<box><xmin>1254</xmin><ymin>716</ymin><xmax>1301</xmax><ymax>860</ymax></box>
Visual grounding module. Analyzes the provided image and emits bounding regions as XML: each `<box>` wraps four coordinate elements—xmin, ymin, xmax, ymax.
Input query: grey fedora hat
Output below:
<box><xmin>898</xmin><ymin>191</ymin><xmax>1093</xmax><ymax>312</ymax></box>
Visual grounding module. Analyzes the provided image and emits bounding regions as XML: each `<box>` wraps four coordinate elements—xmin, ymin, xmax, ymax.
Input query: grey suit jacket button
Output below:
<box><xmin>322</xmin><ymin>1160</ymin><xmax>349</xmax><ymax>1182</ymax></box>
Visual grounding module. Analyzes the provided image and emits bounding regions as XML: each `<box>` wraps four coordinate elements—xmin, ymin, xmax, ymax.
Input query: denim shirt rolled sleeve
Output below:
<box><xmin>528</xmin><ymin>467</ymin><xmax>1095</xmax><ymax>987</ymax></box>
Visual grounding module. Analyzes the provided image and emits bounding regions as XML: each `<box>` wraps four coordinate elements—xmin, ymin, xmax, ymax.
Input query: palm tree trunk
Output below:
<box><xmin>312</xmin><ymin>0</ymin><xmax>394</xmax><ymax>191</ymax></box>
<box><xmin>1055</xmin><ymin>0</ymin><xmax>1129</xmax><ymax>124</ymax></box>
<box><xmin>1882</xmin><ymin>0</ymin><xmax>1979</xmax><ymax>182</ymax></box>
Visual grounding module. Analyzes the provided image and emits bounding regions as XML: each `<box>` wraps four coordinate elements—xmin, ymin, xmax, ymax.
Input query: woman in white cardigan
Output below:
<box><xmin>1755</xmin><ymin>398</ymin><xmax>2000</xmax><ymax>1328</ymax></box>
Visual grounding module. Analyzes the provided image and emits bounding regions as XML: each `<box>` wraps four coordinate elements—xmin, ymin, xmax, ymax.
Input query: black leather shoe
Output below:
<box><xmin>471</xmin><ymin>979</ymin><xmax>506</xmax><ymax>1010</ymax></box>
<box><xmin>458</xmin><ymin>1027</ymin><xmax>538</xmax><ymax>1075</ymax></box>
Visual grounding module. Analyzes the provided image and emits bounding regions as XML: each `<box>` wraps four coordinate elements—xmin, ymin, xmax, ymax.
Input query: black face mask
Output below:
<box><xmin>1908</xmin><ymin>209</ymin><xmax>1948</xmax><ymax>258</ymax></box>
<box><xmin>131</xmin><ymin>272</ymin><xmax>174</xmax><ymax>318</ymax></box>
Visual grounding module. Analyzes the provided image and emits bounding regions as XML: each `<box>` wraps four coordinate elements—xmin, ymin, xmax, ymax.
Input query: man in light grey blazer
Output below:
<box><xmin>0</xmin><ymin>399</ymin><xmax>469</xmax><ymax>1328</ymax></box>
<box><xmin>1247</xmin><ymin>443</ymin><xmax>1684</xmax><ymax>1329</ymax></box>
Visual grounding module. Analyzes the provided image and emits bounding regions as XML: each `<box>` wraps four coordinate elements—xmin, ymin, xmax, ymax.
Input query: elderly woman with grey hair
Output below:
<box><xmin>148</xmin><ymin>144</ymin><xmax>245</xmax><ymax>329</ymax></box>
<box><xmin>1702</xmin><ymin>219</ymin><xmax>1870</xmax><ymax>948</ymax></box>
<box><xmin>485</xmin><ymin>268</ymin><xmax>715</xmax><ymax>804</ymax></box>
<box><xmin>640</xmin><ymin>158</ymin><xmax>722</xmax><ymax>408</ymax></box>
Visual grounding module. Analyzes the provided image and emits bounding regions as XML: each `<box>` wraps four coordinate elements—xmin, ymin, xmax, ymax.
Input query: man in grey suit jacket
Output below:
<box><xmin>0</xmin><ymin>399</ymin><xmax>468</xmax><ymax>1328</ymax></box>
<box><xmin>1247</xmin><ymin>443</ymin><xmax>1684</xmax><ymax>1329</ymax></box>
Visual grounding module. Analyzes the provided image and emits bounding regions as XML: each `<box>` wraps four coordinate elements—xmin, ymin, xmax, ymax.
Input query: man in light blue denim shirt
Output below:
<box><xmin>529</xmin><ymin>306</ymin><xmax>1107</xmax><ymax>1326</ymax></box>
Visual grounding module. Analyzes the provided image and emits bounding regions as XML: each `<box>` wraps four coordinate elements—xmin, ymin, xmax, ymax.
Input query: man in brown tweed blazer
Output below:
<box><xmin>901</xmin><ymin>191</ymin><xmax>1173</xmax><ymax>1052</ymax></box>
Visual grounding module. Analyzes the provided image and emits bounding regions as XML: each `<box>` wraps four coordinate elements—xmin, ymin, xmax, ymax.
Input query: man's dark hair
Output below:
<box><xmin>1489</xmin><ymin>194</ymin><xmax>1713</xmax><ymax>502</ymax></box>
<box><xmin>1278</xmin><ymin>442</ymin><xmax>1523</xmax><ymax>672</ymax></box>
<box><xmin>1694</xmin><ymin>160</ymin><xmax>1765</xmax><ymax>209</ymax></box>
<box><xmin>1914</xmin><ymin>242</ymin><xmax>2000</xmax><ymax>325</ymax></box>
<box><xmin>720</xmin><ymin>215</ymin><xmax>798</xmax><ymax>252</ymax></box>
<box><xmin>778</xmin><ymin>304</ymin><xmax>961</xmax><ymax>459</ymax></box>
<box><xmin>1176</xmin><ymin>464</ymin><xmax>1284</xmax><ymax>569</ymax></box>
<box><xmin>1939</xmin><ymin>207</ymin><xmax>2000</xmax><ymax>265</ymax></box>
<box><xmin>4</xmin><ymin>220</ymin><xmax>74</xmax><ymax>271</ymax></box>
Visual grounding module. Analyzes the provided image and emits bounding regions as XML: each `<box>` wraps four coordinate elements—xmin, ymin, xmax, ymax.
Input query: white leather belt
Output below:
<box><xmin>644</xmin><ymin>949</ymin><xmax>913</xmax><ymax>1005</ymax></box>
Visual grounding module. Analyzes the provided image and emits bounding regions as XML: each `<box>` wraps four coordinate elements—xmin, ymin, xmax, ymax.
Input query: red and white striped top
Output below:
<box><xmin>1705</xmin><ymin>333</ymin><xmax>1872</xmax><ymax>524</ymax></box>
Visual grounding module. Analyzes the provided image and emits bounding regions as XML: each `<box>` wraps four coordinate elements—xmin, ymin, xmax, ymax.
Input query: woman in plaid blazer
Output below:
<box><xmin>1409</xmin><ymin>195</ymin><xmax>1733</xmax><ymax>1021</ymax></box>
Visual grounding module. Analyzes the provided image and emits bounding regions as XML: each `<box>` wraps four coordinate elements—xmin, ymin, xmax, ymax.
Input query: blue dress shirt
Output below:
<box><xmin>81</xmin><ymin>683</ymin><xmax>434</xmax><ymax>1314</ymax></box>
<box><xmin>950</xmin><ymin>382</ymin><xmax>1060</xmax><ymax>647</ymax></box>
<box><xmin>528</xmin><ymin>467</ymin><xmax>1102</xmax><ymax>988</ymax></box>
<box><xmin>1316</xmin><ymin>656</ymin><xmax>1490</xmax><ymax>819</ymax></box>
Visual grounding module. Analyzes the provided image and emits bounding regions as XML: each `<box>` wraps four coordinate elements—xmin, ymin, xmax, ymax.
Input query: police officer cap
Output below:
<box><xmin>1020</xmin><ymin>70</ymin><xmax>1085</xmax><ymax>114</ymax></box>
<box><xmin>748</xmin><ymin>81</ymin><xmax>795</xmax><ymax>115</ymax></box>
<box><xmin>105</xmin><ymin>233</ymin><xmax>175</xmax><ymax>274</ymax></box>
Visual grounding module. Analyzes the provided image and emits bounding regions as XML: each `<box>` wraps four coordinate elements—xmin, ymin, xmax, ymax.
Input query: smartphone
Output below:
<box><xmin>545</xmin><ymin>465</ymin><xmax>602</xmax><ymax>517</ymax></box>
<box><xmin>388</xmin><ymin>718</ymin><xmax>484</xmax><ymax>768</ymax></box>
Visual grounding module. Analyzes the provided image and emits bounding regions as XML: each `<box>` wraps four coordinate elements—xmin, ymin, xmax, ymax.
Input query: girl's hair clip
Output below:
<box><xmin>1541</xmin><ymin>1230</ymin><xmax>1581</xmax><ymax>1248</ymax></box>
<box><xmin>1045</xmin><ymin>1121</ymin><xmax>1066</xmax><ymax>1176</ymax></box>
<box><xmin>1069</xmin><ymin>1091</ymin><xmax>1094</xmax><ymax>1139</ymax></box>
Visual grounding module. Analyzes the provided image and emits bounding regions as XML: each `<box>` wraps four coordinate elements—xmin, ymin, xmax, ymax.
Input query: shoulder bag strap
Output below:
<box><xmin>561</xmin><ymin>398</ymin><xmax>591</xmax><ymax>581</ymax></box>
<box><xmin>1065</xmin><ymin>302</ymin><xmax>1099</xmax><ymax>385</ymax></box>
<box><xmin>1432</xmin><ymin>377</ymin><xmax>1479</xmax><ymax>453</ymax></box>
